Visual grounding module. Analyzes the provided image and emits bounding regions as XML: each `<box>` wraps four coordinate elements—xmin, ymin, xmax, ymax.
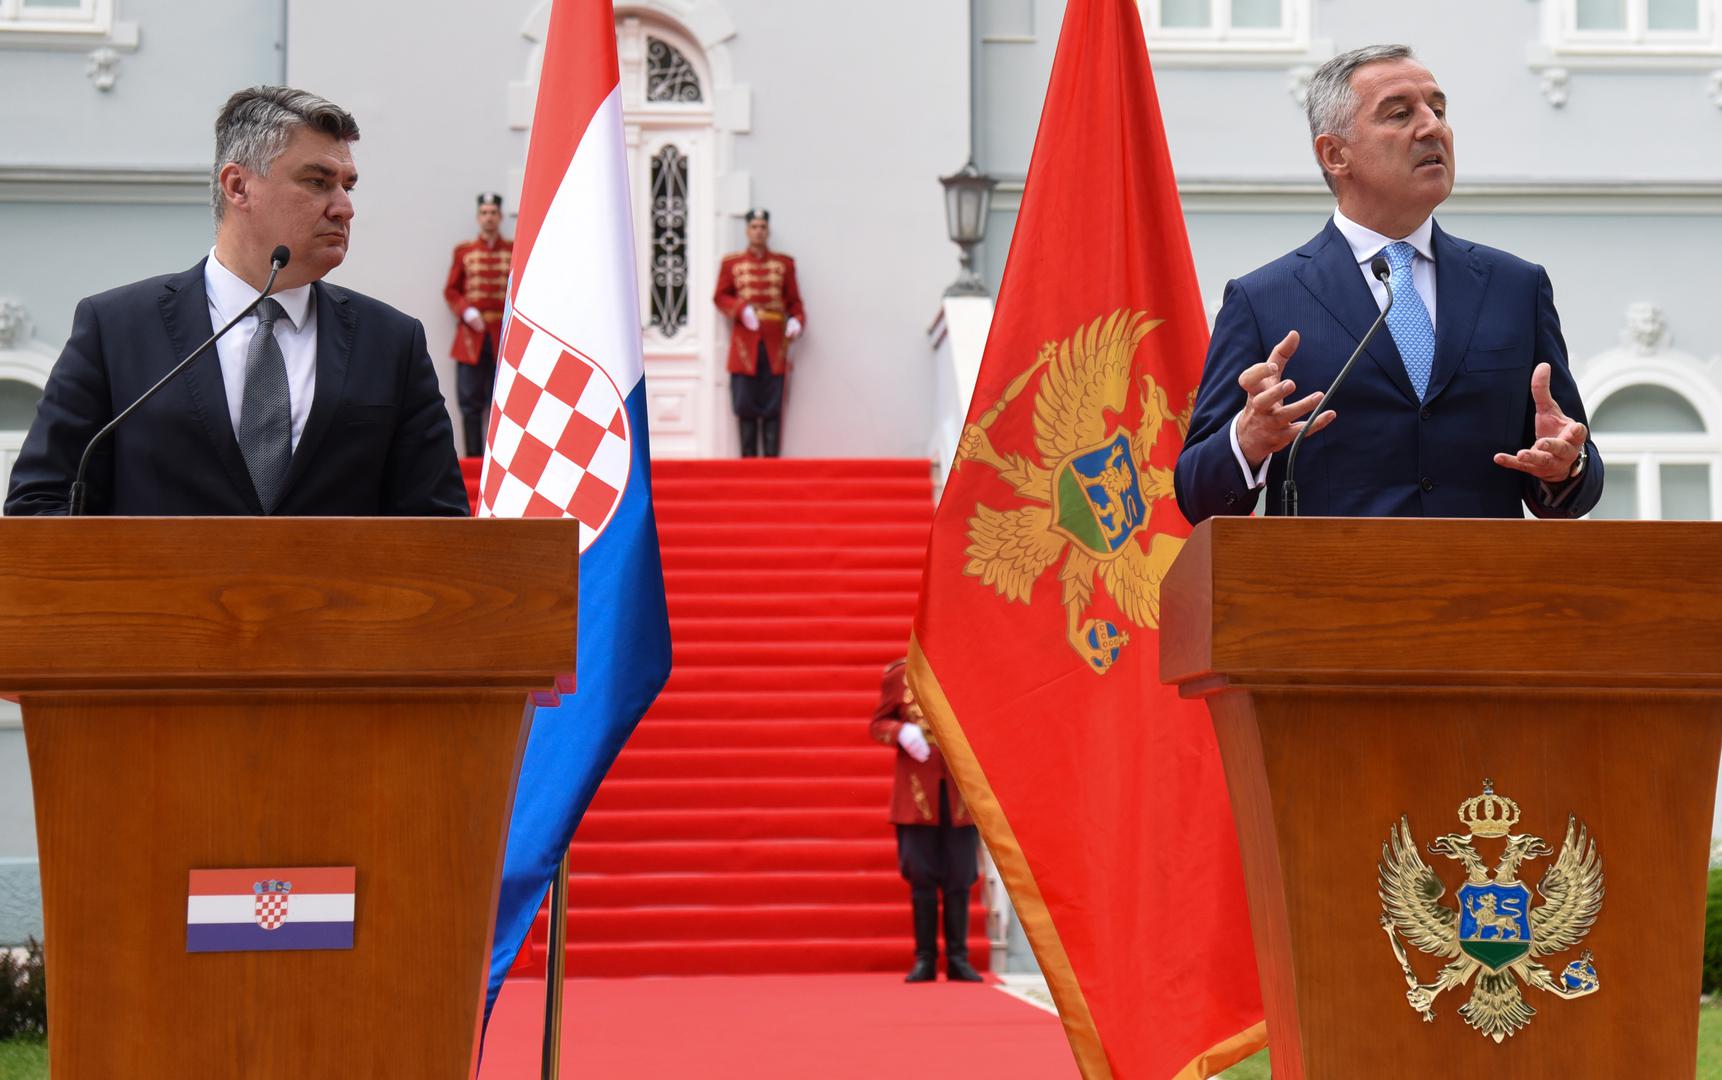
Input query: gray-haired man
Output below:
<box><xmin>5</xmin><ymin>85</ymin><xmax>468</xmax><ymax>516</ymax></box>
<box><xmin>1174</xmin><ymin>45</ymin><xmax>1603</xmax><ymax>523</ymax></box>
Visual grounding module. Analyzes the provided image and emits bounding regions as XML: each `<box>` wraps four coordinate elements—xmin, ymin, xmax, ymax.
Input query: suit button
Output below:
<box><xmin>1224</xmin><ymin>491</ymin><xmax>1238</xmax><ymax>506</ymax></box>
<box><xmin>1420</xmin><ymin>477</ymin><xmax>1435</xmax><ymax>492</ymax></box>
<box><xmin>1420</xmin><ymin>407</ymin><xmax>1431</xmax><ymax>421</ymax></box>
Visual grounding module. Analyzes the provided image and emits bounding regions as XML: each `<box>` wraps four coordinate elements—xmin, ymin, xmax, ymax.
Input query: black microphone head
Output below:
<box><xmin>270</xmin><ymin>245</ymin><xmax>291</xmax><ymax>270</ymax></box>
<box><xmin>1370</xmin><ymin>255</ymin><xmax>1390</xmax><ymax>282</ymax></box>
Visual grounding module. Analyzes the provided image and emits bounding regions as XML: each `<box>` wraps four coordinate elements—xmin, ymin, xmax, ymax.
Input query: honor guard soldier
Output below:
<box><xmin>443</xmin><ymin>192</ymin><xmax>513</xmax><ymax>457</ymax></box>
<box><xmin>870</xmin><ymin>657</ymin><xmax>984</xmax><ymax>983</ymax></box>
<box><xmin>713</xmin><ymin>208</ymin><xmax>805</xmax><ymax>457</ymax></box>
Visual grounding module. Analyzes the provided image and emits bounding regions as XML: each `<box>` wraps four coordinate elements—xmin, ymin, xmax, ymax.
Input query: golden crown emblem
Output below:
<box><xmin>1458</xmin><ymin>779</ymin><xmax>1520</xmax><ymax>838</ymax></box>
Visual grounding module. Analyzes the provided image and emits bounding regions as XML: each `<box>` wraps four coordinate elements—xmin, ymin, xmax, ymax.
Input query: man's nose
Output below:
<box><xmin>1412</xmin><ymin>105</ymin><xmax>1447</xmax><ymax>140</ymax></box>
<box><xmin>329</xmin><ymin>187</ymin><xmax>355</xmax><ymax>221</ymax></box>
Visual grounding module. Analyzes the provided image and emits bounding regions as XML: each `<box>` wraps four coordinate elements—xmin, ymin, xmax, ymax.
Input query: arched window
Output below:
<box><xmin>645</xmin><ymin>35</ymin><xmax>703</xmax><ymax>103</ymax></box>
<box><xmin>1</xmin><ymin>379</ymin><xmax>42</xmax><ymax>511</ymax></box>
<box><xmin>1588</xmin><ymin>381</ymin><xmax>1719</xmax><ymax>520</ymax></box>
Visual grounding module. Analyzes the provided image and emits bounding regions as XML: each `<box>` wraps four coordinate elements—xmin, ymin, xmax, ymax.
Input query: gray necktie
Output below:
<box><xmin>238</xmin><ymin>297</ymin><xmax>292</xmax><ymax>512</ymax></box>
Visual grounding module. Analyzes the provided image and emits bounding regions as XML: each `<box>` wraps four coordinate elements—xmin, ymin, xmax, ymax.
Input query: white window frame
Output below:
<box><xmin>1584</xmin><ymin>370</ymin><xmax>1722</xmax><ymax>521</ymax></box>
<box><xmin>1592</xmin><ymin>447</ymin><xmax>1720</xmax><ymax>519</ymax></box>
<box><xmin>0</xmin><ymin>351</ymin><xmax>52</xmax><ymax>519</ymax></box>
<box><xmin>1141</xmin><ymin>0</ymin><xmax>1310</xmax><ymax>52</ymax></box>
<box><xmin>1543</xmin><ymin>0</ymin><xmax>1722</xmax><ymax>60</ymax></box>
<box><xmin>0</xmin><ymin>0</ymin><xmax>106</xmax><ymax>33</ymax></box>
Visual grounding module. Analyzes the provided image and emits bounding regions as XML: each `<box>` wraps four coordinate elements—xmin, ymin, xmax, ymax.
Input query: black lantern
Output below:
<box><xmin>939</xmin><ymin>159</ymin><xmax>996</xmax><ymax>297</ymax></box>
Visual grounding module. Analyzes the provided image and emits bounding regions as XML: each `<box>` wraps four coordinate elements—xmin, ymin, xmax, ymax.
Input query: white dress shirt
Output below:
<box><xmin>204</xmin><ymin>248</ymin><xmax>317</xmax><ymax>452</ymax></box>
<box><xmin>1229</xmin><ymin>209</ymin><xmax>1439</xmax><ymax>489</ymax></box>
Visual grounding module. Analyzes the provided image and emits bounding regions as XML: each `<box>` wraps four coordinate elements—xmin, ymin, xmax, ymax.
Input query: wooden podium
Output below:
<box><xmin>1162</xmin><ymin>517</ymin><xmax>1722</xmax><ymax>1079</ymax></box>
<box><xmin>0</xmin><ymin>518</ymin><xmax>578</xmax><ymax>1079</ymax></box>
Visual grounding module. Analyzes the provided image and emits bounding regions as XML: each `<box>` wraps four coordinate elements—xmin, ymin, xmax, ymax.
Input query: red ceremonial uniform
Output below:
<box><xmin>713</xmin><ymin>248</ymin><xmax>804</xmax><ymax>375</ymax></box>
<box><xmin>443</xmin><ymin>236</ymin><xmax>513</xmax><ymax>365</ymax></box>
<box><xmin>870</xmin><ymin>659</ymin><xmax>971</xmax><ymax>827</ymax></box>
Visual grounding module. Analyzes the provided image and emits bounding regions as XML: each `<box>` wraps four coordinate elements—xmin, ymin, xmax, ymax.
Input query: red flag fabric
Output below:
<box><xmin>908</xmin><ymin>2</ymin><xmax>1264</xmax><ymax>1076</ymax></box>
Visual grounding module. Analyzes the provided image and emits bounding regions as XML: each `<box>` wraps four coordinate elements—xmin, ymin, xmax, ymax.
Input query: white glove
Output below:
<box><xmin>462</xmin><ymin>306</ymin><xmax>485</xmax><ymax>333</ymax></box>
<box><xmin>739</xmin><ymin>305</ymin><xmax>760</xmax><ymax>332</ymax></box>
<box><xmin>786</xmin><ymin>316</ymin><xmax>803</xmax><ymax>340</ymax></box>
<box><xmin>896</xmin><ymin>722</ymin><xmax>931</xmax><ymax>763</ymax></box>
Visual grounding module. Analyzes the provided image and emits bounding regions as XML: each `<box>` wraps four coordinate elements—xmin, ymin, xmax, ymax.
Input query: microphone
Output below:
<box><xmin>67</xmin><ymin>245</ymin><xmax>291</xmax><ymax>515</ymax></box>
<box><xmin>1280</xmin><ymin>255</ymin><xmax>1393</xmax><ymax>517</ymax></box>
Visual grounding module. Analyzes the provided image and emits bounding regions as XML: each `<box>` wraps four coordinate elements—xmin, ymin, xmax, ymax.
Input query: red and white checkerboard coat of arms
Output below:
<box><xmin>478</xmin><ymin>313</ymin><xmax>631</xmax><ymax>550</ymax></box>
<box><xmin>253</xmin><ymin>880</ymin><xmax>291</xmax><ymax>931</ymax></box>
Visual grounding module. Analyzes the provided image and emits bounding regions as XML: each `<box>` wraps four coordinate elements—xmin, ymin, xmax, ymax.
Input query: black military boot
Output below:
<box><xmin>761</xmin><ymin>417</ymin><xmax>781</xmax><ymax>458</ymax></box>
<box><xmin>943</xmin><ymin>887</ymin><xmax>984</xmax><ymax>982</ymax></box>
<box><xmin>738</xmin><ymin>418</ymin><xmax>759</xmax><ymax>458</ymax></box>
<box><xmin>905</xmin><ymin>888</ymin><xmax>939</xmax><ymax>982</ymax></box>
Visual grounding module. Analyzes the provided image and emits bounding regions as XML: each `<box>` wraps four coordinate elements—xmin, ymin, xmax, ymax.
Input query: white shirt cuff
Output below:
<box><xmin>1229</xmin><ymin>411</ymin><xmax>1271</xmax><ymax>490</ymax></box>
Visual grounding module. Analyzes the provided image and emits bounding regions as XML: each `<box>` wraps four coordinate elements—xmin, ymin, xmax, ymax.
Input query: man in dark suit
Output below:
<box><xmin>1175</xmin><ymin>45</ymin><xmax>1603</xmax><ymax>523</ymax></box>
<box><xmin>4</xmin><ymin>86</ymin><xmax>468</xmax><ymax>517</ymax></box>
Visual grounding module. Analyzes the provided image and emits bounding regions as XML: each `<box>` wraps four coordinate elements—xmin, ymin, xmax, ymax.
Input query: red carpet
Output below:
<box><xmin>471</xmin><ymin>458</ymin><xmax>987</xmax><ymax>978</ymax></box>
<box><xmin>477</xmin><ymin>974</ymin><xmax>1077</xmax><ymax>1079</ymax></box>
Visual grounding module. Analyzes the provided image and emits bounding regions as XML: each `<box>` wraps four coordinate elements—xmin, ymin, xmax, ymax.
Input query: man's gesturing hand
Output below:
<box><xmin>1493</xmin><ymin>362</ymin><xmax>1588</xmax><ymax>484</ymax></box>
<box><xmin>1235</xmin><ymin>330</ymin><xmax>1335</xmax><ymax>470</ymax></box>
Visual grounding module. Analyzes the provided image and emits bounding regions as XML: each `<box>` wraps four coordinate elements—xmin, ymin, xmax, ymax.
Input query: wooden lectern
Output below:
<box><xmin>1162</xmin><ymin>517</ymin><xmax>1722</xmax><ymax>1079</ymax></box>
<box><xmin>0</xmin><ymin>518</ymin><xmax>578</xmax><ymax>1079</ymax></box>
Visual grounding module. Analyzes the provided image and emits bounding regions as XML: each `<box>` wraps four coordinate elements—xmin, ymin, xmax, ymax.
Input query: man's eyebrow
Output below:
<box><xmin>1378</xmin><ymin>88</ymin><xmax>1447</xmax><ymax>111</ymax></box>
<box><xmin>297</xmin><ymin>162</ymin><xmax>358</xmax><ymax>185</ymax></box>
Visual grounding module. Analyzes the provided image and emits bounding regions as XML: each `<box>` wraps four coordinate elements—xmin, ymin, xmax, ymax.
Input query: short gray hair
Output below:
<box><xmin>1304</xmin><ymin>44</ymin><xmax>1415</xmax><ymax>193</ymax></box>
<box><xmin>211</xmin><ymin>86</ymin><xmax>360</xmax><ymax>223</ymax></box>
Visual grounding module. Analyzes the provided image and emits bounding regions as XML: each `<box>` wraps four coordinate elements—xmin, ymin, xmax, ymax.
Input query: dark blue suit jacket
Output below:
<box><xmin>4</xmin><ymin>259</ymin><xmax>468</xmax><ymax>517</ymax></box>
<box><xmin>1174</xmin><ymin>220</ymin><xmax>1603</xmax><ymax>523</ymax></box>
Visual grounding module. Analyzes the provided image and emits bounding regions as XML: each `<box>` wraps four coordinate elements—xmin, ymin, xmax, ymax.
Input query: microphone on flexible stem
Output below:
<box><xmin>1280</xmin><ymin>254</ymin><xmax>1394</xmax><ymax>517</ymax></box>
<box><xmin>68</xmin><ymin>245</ymin><xmax>292</xmax><ymax>516</ymax></box>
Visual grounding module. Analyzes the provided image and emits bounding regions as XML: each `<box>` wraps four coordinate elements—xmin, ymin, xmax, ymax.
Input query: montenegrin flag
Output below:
<box><xmin>907</xmin><ymin>1</ymin><xmax>1263</xmax><ymax>1076</ymax></box>
<box><xmin>479</xmin><ymin>0</ymin><xmax>671</xmax><ymax>1016</ymax></box>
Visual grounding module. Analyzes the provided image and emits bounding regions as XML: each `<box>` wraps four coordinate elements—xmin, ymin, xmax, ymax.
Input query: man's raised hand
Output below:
<box><xmin>1234</xmin><ymin>330</ymin><xmax>1335</xmax><ymax>469</ymax></box>
<box><xmin>1493</xmin><ymin>362</ymin><xmax>1587</xmax><ymax>484</ymax></box>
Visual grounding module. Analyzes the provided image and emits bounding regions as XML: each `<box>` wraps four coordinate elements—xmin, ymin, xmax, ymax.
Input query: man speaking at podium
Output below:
<box><xmin>4</xmin><ymin>86</ymin><xmax>467</xmax><ymax>517</ymax></box>
<box><xmin>1175</xmin><ymin>45</ymin><xmax>1604</xmax><ymax>523</ymax></box>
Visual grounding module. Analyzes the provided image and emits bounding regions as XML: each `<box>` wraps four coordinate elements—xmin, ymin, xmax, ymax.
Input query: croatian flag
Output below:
<box><xmin>186</xmin><ymin>867</ymin><xmax>355</xmax><ymax>953</ymax></box>
<box><xmin>479</xmin><ymin>0</ymin><xmax>672</xmax><ymax>1016</ymax></box>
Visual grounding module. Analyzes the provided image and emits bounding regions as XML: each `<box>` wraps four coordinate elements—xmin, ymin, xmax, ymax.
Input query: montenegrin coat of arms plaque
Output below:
<box><xmin>1377</xmin><ymin>779</ymin><xmax>1604</xmax><ymax>1042</ymax></box>
<box><xmin>954</xmin><ymin>310</ymin><xmax>1191</xmax><ymax>675</ymax></box>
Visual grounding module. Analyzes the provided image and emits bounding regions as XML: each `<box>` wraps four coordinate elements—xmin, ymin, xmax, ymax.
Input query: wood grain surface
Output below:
<box><xmin>1162</xmin><ymin>519</ymin><xmax>1722</xmax><ymax>1079</ymax></box>
<box><xmin>1163</xmin><ymin>517</ymin><xmax>1722</xmax><ymax>689</ymax></box>
<box><xmin>1</xmin><ymin>517</ymin><xmax>579</xmax><ymax>1078</ymax></box>
<box><xmin>0</xmin><ymin>518</ymin><xmax>578</xmax><ymax>691</ymax></box>
<box><xmin>26</xmin><ymin>691</ymin><xmax>534</xmax><ymax>1079</ymax></box>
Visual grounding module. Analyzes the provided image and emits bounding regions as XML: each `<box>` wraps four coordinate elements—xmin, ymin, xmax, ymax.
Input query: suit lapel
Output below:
<box><xmin>1293</xmin><ymin>220</ymin><xmax>1419</xmax><ymax>406</ymax></box>
<box><xmin>279</xmin><ymin>280</ymin><xmax>354</xmax><ymax>498</ymax></box>
<box><xmin>158</xmin><ymin>260</ymin><xmax>263</xmax><ymax>511</ymax></box>
<box><xmin>1424</xmin><ymin>221</ymin><xmax>1491</xmax><ymax>404</ymax></box>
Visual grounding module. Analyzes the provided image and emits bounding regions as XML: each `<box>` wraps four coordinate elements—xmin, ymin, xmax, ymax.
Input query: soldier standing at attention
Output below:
<box><xmin>443</xmin><ymin>192</ymin><xmax>513</xmax><ymax>457</ymax></box>
<box><xmin>713</xmin><ymin>208</ymin><xmax>804</xmax><ymax>457</ymax></box>
<box><xmin>870</xmin><ymin>657</ymin><xmax>985</xmax><ymax>983</ymax></box>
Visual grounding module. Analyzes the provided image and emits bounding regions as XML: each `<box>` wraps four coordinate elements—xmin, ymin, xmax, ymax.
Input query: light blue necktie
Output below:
<box><xmin>1382</xmin><ymin>241</ymin><xmax>1435</xmax><ymax>401</ymax></box>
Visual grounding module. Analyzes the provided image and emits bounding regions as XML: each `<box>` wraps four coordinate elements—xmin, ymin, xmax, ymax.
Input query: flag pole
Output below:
<box><xmin>540</xmin><ymin>848</ymin><xmax>571</xmax><ymax>1080</ymax></box>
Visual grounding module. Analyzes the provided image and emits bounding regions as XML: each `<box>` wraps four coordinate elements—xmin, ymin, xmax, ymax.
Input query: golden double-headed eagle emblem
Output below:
<box><xmin>1378</xmin><ymin>779</ymin><xmax>1605</xmax><ymax>1042</ymax></box>
<box><xmin>954</xmin><ymin>310</ymin><xmax>1192</xmax><ymax>675</ymax></box>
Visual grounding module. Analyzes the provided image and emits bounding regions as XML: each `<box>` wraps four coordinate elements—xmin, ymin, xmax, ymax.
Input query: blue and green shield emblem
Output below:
<box><xmin>1458</xmin><ymin>882</ymin><xmax>1532</xmax><ymax>971</ymax></box>
<box><xmin>1052</xmin><ymin>433</ymin><xmax>1146</xmax><ymax>558</ymax></box>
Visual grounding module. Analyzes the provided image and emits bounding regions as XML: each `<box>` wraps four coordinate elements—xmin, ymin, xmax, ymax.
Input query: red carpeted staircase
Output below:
<box><xmin>492</xmin><ymin>457</ymin><xmax>990</xmax><ymax>978</ymax></box>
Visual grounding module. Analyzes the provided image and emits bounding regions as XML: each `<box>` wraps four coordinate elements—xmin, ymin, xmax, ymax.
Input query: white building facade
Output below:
<box><xmin>1</xmin><ymin>0</ymin><xmax>1719</xmax><ymax>941</ymax></box>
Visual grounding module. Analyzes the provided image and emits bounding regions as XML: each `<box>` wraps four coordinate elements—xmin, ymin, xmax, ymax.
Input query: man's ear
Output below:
<box><xmin>1314</xmin><ymin>133</ymin><xmax>1348</xmax><ymax>183</ymax></box>
<box><xmin>217</xmin><ymin>162</ymin><xmax>248</xmax><ymax>214</ymax></box>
